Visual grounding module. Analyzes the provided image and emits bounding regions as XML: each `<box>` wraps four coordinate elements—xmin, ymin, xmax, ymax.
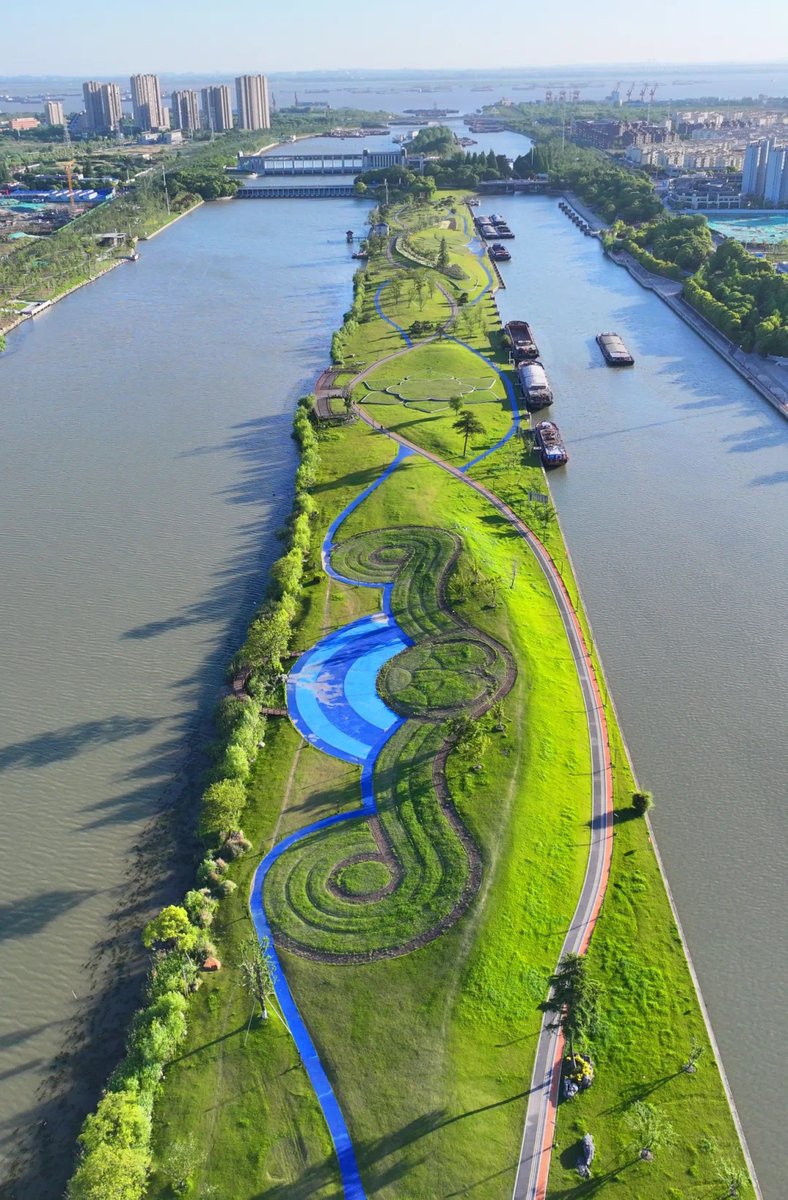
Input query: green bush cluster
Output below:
<box><xmin>331</xmin><ymin>270</ymin><xmax>368</xmax><ymax>363</ymax></box>
<box><xmin>240</xmin><ymin>396</ymin><xmax>320</xmax><ymax>694</ymax></box>
<box><xmin>684</xmin><ymin>238</ymin><xmax>788</xmax><ymax>354</ymax></box>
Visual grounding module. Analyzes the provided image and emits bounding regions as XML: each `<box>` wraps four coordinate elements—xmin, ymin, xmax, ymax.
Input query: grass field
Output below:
<box><xmin>146</xmin><ymin>198</ymin><xmax>754</xmax><ymax>1200</ymax></box>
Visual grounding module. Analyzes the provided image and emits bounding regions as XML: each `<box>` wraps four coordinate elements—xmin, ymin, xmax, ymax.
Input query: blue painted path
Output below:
<box><xmin>250</xmin><ymin>445</ymin><xmax>414</xmax><ymax>1199</ymax></box>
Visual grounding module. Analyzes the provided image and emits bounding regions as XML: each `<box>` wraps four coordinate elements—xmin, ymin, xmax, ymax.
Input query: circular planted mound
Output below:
<box><xmin>379</xmin><ymin>636</ymin><xmax>507</xmax><ymax>718</ymax></box>
<box><xmin>333</xmin><ymin>859</ymin><xmax>393</xmax><ymax>898</ymax></box>
<box><xmin>361</xmin><ymin>391</ymin><xmax>400</xmax><ymax>405</ymax></box>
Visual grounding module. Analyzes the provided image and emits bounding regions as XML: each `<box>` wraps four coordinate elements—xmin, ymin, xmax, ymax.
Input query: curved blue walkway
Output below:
<box><xmin>251</xmin><ymin>444</ymin><xmax>415</xmax><ymax>1200</ymax></box>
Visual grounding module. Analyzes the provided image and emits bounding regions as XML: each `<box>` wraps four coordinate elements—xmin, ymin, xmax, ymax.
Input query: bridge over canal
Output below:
<box><xmin>236</xmin><ymin>183</ymin><xmax>357</xmax><ymax>198</ymax></box>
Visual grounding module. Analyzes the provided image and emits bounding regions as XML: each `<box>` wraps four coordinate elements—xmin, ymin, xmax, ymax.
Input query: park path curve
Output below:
<box><xmin>354</xmin><ymin>404</ymin><xmax>614</xmax><ymax>1200</ymax></box>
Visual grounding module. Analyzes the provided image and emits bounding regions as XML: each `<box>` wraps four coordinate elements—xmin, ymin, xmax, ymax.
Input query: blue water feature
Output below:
<box><xmin>250</xmin><ymin>443</ymin><xmax>414</xmax><ymax>1199</ymax></box>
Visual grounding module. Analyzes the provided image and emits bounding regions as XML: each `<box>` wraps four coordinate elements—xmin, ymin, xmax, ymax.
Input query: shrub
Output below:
<box><xmin>199</xmin><ymin>779</ymin><xmax>246</xmax><ymax>842</ymax></box>
<box><xmin>221</xmin><ymin>830</ymin><xmax>251</xmax><ymax>860</ymax></box>
<box><xmin>217</xmin><ymin>879</ymin><xmax>237</xmax><ymax>898</ymax></box>
<box><xmin>632</xmin><ymin>790</ymin><xmax>654</xmax><ymax>816</ymax></box>
<box><xmin>184</xmin><ymin>888</ymin><xmax>218</xmax><ymax>928</ymax></box>
<box><xmin>142</xmin><ymin>906</ymin><xmax>198</xmax><ymax>953</ymax></box>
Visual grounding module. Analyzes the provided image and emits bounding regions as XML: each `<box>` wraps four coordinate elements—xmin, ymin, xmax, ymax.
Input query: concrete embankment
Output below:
<box><xmin>607</xmin><ymin>247</ymin><xmax>788</xmax><ymax>421</ymax></box>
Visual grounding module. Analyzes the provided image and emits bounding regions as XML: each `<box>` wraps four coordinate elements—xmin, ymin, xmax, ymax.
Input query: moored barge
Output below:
<box><xmin>596</xmin><ymin>332</ymin><xmax>634</xmax><ymax>366</ymax></box>
<box><xmin>534</xmin><ymin>420</ymin><xmax>569</xmax><ymax>468</ymax></box>
<box><xmin>488</xmin><ymin>242</ymin><xmax>511</xmax><ymax>262</ymax></box>
<box><xmin>517</xmin><ymin>361</ymin><xmax>553</xmax><ymax>410</ymax></box>
<box><xmin>505</xmin><ymin>320</ymin><xmax>540</xmax><ymax>363</ymax></box>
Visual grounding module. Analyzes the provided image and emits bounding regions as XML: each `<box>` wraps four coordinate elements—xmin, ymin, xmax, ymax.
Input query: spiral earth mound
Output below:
<box><xmin>265</xmin><ymin>526</ymin><xmax>516</xmax><ymax>962</ymax></box>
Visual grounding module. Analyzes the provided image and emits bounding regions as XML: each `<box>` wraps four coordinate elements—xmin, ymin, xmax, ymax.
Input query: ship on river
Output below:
<box><xmin>505</xmin><ymin>320</ymin><xmax>540</xmax><ymax>362</ymax></box>
<box><xmin>534</xmin><ymin>420</ymin><xmax>569</xmax><ymax>468</ymax></box>
<box><xmin>596</xmin><ymin>332</ymin><xmax>635</xmax><ymax>366</ymax></box>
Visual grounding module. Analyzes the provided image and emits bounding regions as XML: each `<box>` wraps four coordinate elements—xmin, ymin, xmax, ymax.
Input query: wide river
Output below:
<box><xmin>0</xmin><ymin>130</ymin><xmax>785</xmax><ymax>1197</ymax></box>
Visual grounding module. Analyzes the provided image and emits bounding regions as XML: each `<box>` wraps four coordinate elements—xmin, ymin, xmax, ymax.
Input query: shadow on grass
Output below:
<box><xmin>549</xmin><ymin>1153</ymin><xmax>640</xmax><ymax>1197</ymax></box>
<box><xmin>601</xmin><ymin>1069</ymin><xmax>685</xmax><ymax>1114</ymax></box>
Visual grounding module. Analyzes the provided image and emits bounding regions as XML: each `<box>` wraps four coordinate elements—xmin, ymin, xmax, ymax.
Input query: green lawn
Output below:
<box><xmin>146</xmin><ymin>198</ymin><xmax>754</xmax><ymax>1200</ymax></box>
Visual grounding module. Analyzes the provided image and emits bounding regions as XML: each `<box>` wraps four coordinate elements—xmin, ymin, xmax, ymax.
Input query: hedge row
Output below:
<box><xmin>240</xmin><ymin>395</ymin><xmax>320</xmax><ymax>695</ymax></box>
<box><xmin>66</xmin><ymin>398</ymin><xmax>320</xmax><ymax>1199</ymax></box>
<box><xmin>331</xmin><ymin>268</ymin><xmax>369</xmax><ymax>364</ymax></box>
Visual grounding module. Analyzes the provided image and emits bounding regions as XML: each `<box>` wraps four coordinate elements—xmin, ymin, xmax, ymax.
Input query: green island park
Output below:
<box><xmin>66</xmin><ymin>196</ymin><xmax>755</xmax><ymax>1200</ymax></box>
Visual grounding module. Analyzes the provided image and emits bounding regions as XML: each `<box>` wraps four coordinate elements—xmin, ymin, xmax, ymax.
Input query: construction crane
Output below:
<box><xmin>62</xmin><ymin>121</ymin><xmax>76</xmax><ymax>216</ymax></box>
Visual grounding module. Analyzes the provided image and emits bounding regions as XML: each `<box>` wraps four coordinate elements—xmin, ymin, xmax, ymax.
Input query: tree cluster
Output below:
<box><xmin>685</xmin><ymin>237</ymin><xmax>788</xmax><ymax>355</ymax></box>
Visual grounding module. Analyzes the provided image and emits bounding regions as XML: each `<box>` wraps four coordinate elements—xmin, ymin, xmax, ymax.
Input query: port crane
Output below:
<box><xmin>625</xmin><ymin>82</ymin><xmax>636</xmax><ymax>102</ymax></box>
<box><xmin>639</xmin><ymin>83</ymin><xmax>648</xmax><ymax>102</ymax></box>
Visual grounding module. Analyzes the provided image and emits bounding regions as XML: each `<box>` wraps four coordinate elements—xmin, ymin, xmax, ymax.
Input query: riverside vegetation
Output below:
<box><xmin>66</xmin><ymin>195</ymin><xmax>754</xmax><ymax>1199</ymax></box>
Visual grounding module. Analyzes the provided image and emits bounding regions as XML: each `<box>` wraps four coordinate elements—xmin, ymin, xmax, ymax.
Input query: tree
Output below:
<box><xmin>682</xmin><ymin>1035</ymin><xmax>705</xmax><ymax>1074</ymax></box>
<box><xmin>452</xmin><ymin>409</ymin><xmax>485</xmax><ymax>457</ymax></box>
<box><xmin>199</xmin><ymin>778</ymin><xmax>246</xmax><ymax>842</ymax></box>
<box><xmin>159</xmin><ymin>1135</ymin><xmax>199</xmax><ymax>1195</ymax></box>
<box><xmin>544</xmin><ymin>952</ymin><xmax>602</xmax><ymax>1060</ymax></box>
<box><xmin>632</xmin><ymin>789</ymin><xmax>654</xmax><ymax>817</ymax></box>
<box><xmin>142</xmin><ymin>906</ymin><xmax>197</xmax><ymax>954</ymax></box>
<box><xmin>626</xmin><ymin>1101</ymin><xmax>675</xmax><ymax>1162</ymax></box>
<box><xmin>449</xmin><ymin>396</ymin><xmax>464</xmax><ymax>413</ymax></box>
<box><xmin>716</xmin><ymin>1160</ymin><xmax>749</xmax><ymax>1197</ymax></box>
<box><xmin>437</xmin><ymin>236</ymin><xmax>450</xmax><ymax>271</ymax></box>
<box><xmin>68</xmin><ymin>1143</ymin><xmax>149</xmax><ymax>1200</ymax></box>
<box><xmin>239</xmin><ymin>935</ymin><xmax>278</xmax><ymax>1022</ymax></box>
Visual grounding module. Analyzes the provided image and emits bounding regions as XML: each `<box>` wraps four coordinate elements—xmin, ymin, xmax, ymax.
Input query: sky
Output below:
<box><xmin>3</xmin><ymin>0</ymin><xmax>788</xmax><ymax>77</ymax></box>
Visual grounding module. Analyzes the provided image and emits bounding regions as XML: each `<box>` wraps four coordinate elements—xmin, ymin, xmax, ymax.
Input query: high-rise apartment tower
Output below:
<box><xmin>171</xmin><ymin>89</ymin><xmax>201</xmax><ymax>133</ymax></box>
<box><xmin>235</xmin><ymin>75</ymin><xmax>270</xmax><ymax>131</ymax></box>
<box><xmin>201</xmin><ymin>85</ymin><xmax>233</xmax><ymax>133</ymax></box>
<box><xmin>45</xmin><ymin>100</ymin><xmax>65</xmax><ymax>126</ymax></box>
<box><xmin>130</xmin><ymin>74</ymin><xmax>166</xmax><ymax>131</ymax></box>
<box><xmin>82</xmin><ymin>81</ymin><xmax>123</xmax><ymax>134</ymax></box>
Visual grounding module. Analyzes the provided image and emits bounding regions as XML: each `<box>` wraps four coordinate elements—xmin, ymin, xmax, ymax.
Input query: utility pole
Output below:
<box><xmin>162</xmin><ymin>162</ymin><xmax>170</xmax><ymax>214</ymax></box>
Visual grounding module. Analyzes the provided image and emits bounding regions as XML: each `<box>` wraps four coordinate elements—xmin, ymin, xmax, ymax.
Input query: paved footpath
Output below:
<box><xmin>355</xmin><ymin>405</ymin><xmax>614</xmax><ymax>1200</ymax></box>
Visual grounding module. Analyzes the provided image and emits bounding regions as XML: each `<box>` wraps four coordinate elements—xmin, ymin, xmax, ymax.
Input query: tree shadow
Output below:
<box><xmin>0</xmin><ymin>889</ymin><xmax>94</xmax><ymax>942</ymax></box>
<box><xmin>601</xmin><ymin>1069</ymin><xmax>685</xmax><ymax>1113</ymax></box>
<box><xmin>549</xmin><ymin>1155</ymin><xmax>639</xmax><ymax>1197</ymax></box>
<box><xmin>0</xmin><ymin>715</ymin><xmax>159</xmax><ymax>772</ymax></box>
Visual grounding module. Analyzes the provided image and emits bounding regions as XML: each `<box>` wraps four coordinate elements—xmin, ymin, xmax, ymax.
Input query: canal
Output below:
<box><xmin>495</xmin><ymin>197</ymin><xmax>787</xmax><ymax>1197</ymax></box>
<box><xmin>0</xmin><ymin>124</ymin><xmax>784</xmax><ymax>1198</ymax></box>
<box><xmin>0</xmin><ymin>191</ymin><xmax>368</xmax><ymax>1195</ymax></box>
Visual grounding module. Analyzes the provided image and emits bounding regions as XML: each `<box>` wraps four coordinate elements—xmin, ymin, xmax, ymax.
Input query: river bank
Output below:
<box><xmin>0</xmin><ymin>194</ymin><xmax>366</xmax><ymax>1199</ymax></box>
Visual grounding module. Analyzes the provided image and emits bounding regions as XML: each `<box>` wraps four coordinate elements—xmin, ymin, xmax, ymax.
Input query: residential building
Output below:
<box><xmin>82</xmin><ymin>81</ymin><xmax>123</xmax><ymax>134</ymax></box>
<box><xmin>171</xmin><ymin>89</ymin><xmax>201</xmax><ymax>133</ymax></box>
<box><xmin>235</xmin><ymin>74</ymin><xmax>270</xmax><ymax>131</ymax></box>
<box><xmin>763</xmin><ymin>144</ymin><xmax>788</xmax><ymax>205</ymax></box>
<box><xmin>742</xmin><ymin>139</ymin><xmax>771</xmax><ymax>197</ymax></box>
<box><xmin>742</xmin><ymin>138</ymin><xmax>788</xmax><ymax>203</ymax></box>
<box><xmin>201</xmin><ymin>85</ymin><xmax>233</xmax><ymax>133</ymax></box>
<box><xmin>130</xmin><ymin>74</ymin><xmax>166</xmax><ymax>132</ymax></box>
<box><xmin>45</xmin><ymin>100</ymin><xmax>65</xmax><ymax>126</ymax></box>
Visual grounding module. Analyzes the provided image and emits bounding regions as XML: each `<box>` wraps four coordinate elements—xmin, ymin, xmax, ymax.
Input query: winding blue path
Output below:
<box><xmin>250</xmin><ymin>445</ymin><xmax>413</xmax><ymax>1199</ymax></box>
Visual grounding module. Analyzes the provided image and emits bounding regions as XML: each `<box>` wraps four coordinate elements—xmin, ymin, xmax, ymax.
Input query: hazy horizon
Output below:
<box><xmin>5</xmin><ymin>0</ymin><xmax>788</xmax><ymax>77</ymax></box>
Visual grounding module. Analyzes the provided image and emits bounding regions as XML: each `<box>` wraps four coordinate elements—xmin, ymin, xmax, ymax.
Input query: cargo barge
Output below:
<box><xmin>517</xmin><ymin>361</ymin><xmax>553</xmax><ymax>410</ymax></box>
<box><xmin>505</xmin><ymin>320</ymin><xmax>540</xmax><ymax>363</ymax></box>
<box><xmin>596</xmin><ymin>332</ymin><xmax>635</xmax><ymax>366</ymax></box>
<box><xmin>488</xmin><ymin>242</ymin><xmax>511</xmax><ymax>262</ymax></box>
<box><xmin>534</xmin><ymin>420</ymin><xmax>569</xmax><ymax>468</ymax></box>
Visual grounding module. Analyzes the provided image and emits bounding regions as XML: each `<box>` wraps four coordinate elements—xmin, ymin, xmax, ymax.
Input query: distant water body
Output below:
<box><xmin>4</xmin><ymin>62</ymin><xmax>788</xmax><ymax>115</ymax></box>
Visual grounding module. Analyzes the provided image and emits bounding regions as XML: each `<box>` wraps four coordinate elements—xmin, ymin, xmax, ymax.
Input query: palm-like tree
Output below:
<box><xmin>452</xmin><ymin>409</ymin><xmax>484</xmax><ymax>457</ymax></box>
<box><xmin>626</xmin><ymin>1101</ymin><xmax>675</xmax><ymax>1162</ymax></box>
